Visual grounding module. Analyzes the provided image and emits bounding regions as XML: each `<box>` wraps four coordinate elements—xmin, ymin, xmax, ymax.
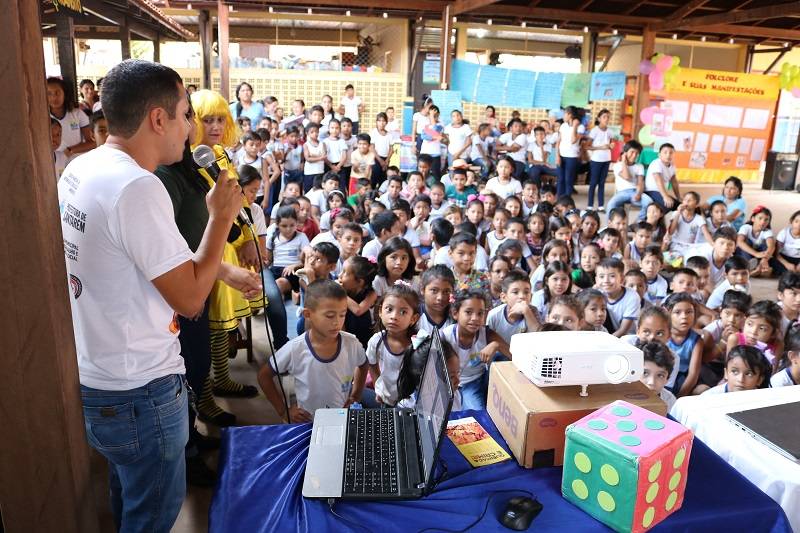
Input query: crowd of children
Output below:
<box><xmin>194</xmin><ymin>88</ymin><xmax>800</xmax><ymax>421</ymax></box>
<box><xmin>59</xmin><ymin>81</ymin><xmax>800</xmax><ymax>420</ymax></box>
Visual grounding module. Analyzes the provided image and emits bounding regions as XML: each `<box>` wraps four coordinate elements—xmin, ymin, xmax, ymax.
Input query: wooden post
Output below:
<box><xmin>55</xmin><ymin>12</ymin><xmax>77</xmax><ymax>101</ymax></box>
<box><xmin>120</xmin><ymin>15</ymin><xmax>131</xmax><ymax>60</ymax></box>
<box><xmin>153</xmin><ymin>34</ymin><xmax>161</xmax><ymax>63</ymax></box>
<box><xmin>198</xmin><ymin>9</ymin><xmax>212</xmax><ymax>89</ymax></box>
<box><xmin>439</xmin><ymin>5</ymin><xmax>453</xmax><ymax>89</ymax></box>
<box><xmin>217</xmin><ymin>0</ymin><xmax>230</xmax><ymax>99</ymax></box>
<box><xmin>634</xmin><ymin>27</ymin><xmax>655</xmax><ymax>136</ymax></box>
<box><xmin>0</xmin><ymin>1</ymin><xmax>99</xmax><ymax>532</ymax></box>
<box><xmin>581</xmin><ymin>32</ymin><xmax>597</xmax><ymax>73</ymax></box>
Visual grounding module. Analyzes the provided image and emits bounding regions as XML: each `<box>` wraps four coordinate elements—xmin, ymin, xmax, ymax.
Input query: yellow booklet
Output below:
<box><xmin>446</xmin><ymin>417</ymin><xmax>511</xmax><ymax>467</ymax></box>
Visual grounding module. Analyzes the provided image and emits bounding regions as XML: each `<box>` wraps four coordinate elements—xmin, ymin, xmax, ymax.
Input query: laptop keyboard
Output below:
<box><xmin>343</xmin><ymin>409</ymin><xmax>399</xmax><ymax>495</ymax></box>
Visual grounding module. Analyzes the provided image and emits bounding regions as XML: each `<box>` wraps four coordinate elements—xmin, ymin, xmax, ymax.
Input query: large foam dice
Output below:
<box><xmin>561</xmin><ymin>400</ymin><xmax>693</xmax><ymax>532</ymax></box>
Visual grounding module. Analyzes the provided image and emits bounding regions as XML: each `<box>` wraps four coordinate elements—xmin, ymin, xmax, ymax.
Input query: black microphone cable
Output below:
<box><xmin>236</xmin><ymin>192</ymin><xmax>291</xmax><ymax>424</ymax></box>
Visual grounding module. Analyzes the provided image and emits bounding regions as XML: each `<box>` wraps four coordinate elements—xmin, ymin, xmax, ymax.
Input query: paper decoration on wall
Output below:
<box><xmin>533</xmin><ymin>72</ymin><xmax>565</xmax><ymax>109</ymax></box>
<box><xmin>651</xmin><ymin>108</ymin><xmax>673</xmax><ymax>137</ymax></box>
<box><xmin>779</xmin><ymin>63</ymin><xmax>800</xmax><ymax>98</ymax></box>
<box><xmin>640</xmin><ymin>54</ymin><xmax>681</xmax><ymax>91</ymax></box>
<box><xmin>475</xmin><ymin>66</ymin><xmax>509</xmax><ymax>105</ymax></box>
<box><xmin>562</xmin><ymin>401</ymin><xmax>693</xmax><ymax>533</ymax></box>
<box><xmin>451</xmin><ymin>60</ymin><xmax>480</xmax><ymax>102</ymax></box>
<box><xmin>590</xmin><ymin>72</ymin><xmax>626</xmax><ymax>100</ymax></box>
<box><xmin>504</xmin><ymin>69</ymin><xmax>538</xmax><ymax>108</ymax></box>
<box><xmin>562</xmin><ymin>73</ymin><xmax>592</xmax><ymax>107</ymax></box>
<box><xmin>430</xmin><ymin>90</ymin><xmax>463</xmax><ymax>126</ymax></box>
<box><xmin>638</xmin><ymin>125</ymin><xmax>655</xmax><ymax>146</ymax></box>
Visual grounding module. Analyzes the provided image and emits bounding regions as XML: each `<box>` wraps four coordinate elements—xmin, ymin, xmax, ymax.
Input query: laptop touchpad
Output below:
<box><xmin>319</xmin><ymin>425</ymin><xmax>344</xmax><ymax>446</ymax></box>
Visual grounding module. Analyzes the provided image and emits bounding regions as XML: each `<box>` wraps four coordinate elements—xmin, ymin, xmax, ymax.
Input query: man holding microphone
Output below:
<box><xmin>58</xmin><ymin>60</ymin><xmax>259</xmax><ymax>532</ymax></box>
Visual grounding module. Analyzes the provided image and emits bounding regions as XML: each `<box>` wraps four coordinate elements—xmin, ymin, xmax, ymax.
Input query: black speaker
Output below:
<box><xmin>762</xmin><ymin>151</ymin><xmax>799</xmax><ymax>191</ymax></box>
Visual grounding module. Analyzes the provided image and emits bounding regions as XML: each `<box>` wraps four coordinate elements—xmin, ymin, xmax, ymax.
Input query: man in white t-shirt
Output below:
<box><xmin>496</xmin><ymin>117</ymin><xmax>528</xmax><ymax>179</ymax></box>
<box><xmin>641</xmin><ymin>143</ymin><xmax>680</xmax><ymax>220</ymax></box>
<box><xmin>58</xmin><ymin>60</ymin><xmax>258</xmax><ymax>533</ymax></box>
<box><xmin>340</xmin><ymin>84</ymin><xmax>364</xmax><ymax>133</ymax></box>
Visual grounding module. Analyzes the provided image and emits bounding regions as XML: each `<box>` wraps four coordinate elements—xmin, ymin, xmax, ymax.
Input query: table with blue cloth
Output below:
<box><xmin>210</xmin><ymin>410</ymin><xmax>792</xmax><ymax>533</ymax></box>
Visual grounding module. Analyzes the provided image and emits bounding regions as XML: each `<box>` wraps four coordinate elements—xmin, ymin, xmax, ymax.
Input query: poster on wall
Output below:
<box><xmin>423</xmin><ymin>59</ymin><xmax>441</xmax><ymax>84</ymax></box>
<box><xmin>651</xmin><ymin>67</ymin><xmax>781</xmax><ymax>184</ymax></box>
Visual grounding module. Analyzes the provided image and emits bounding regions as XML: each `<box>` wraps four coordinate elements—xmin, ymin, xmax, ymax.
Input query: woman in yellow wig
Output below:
<box><xmin>191</xmin><ymin>89</ymin><xmax>265</xmax><ymax>426</ymax></box>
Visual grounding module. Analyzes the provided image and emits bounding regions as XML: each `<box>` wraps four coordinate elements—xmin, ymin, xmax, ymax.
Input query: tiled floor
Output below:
<box><xmin>88</xmin><ymin>182</ymin><xmax>800</xmax><ymax>532</ymax></box>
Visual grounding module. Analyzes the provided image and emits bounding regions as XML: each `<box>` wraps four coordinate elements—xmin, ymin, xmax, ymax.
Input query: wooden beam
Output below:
<box><xmin>472</xmin><ymin>5</ymin><xmax>650</xmax><ymax>26</ymax></box>
<box><xmin>656</xmin><ymin>2</ymin><xmax>800</xmax><ymax>31</ymax></box>
<box><xmin>1</xmin><ymin>1</ymin><xmax>100</xmax><ymax>531</ymax></box>
<box><xmin>198</xmin><ymin>9</ymin><xmax>212</xmax><ymax>89</ymax></box>
<box><xmin>237</xmin><ymin>0</ymin><xmax>447</xmax><ymax>11</ymax></box>
<box><xmin>664</xmin><ymin>0</ymin><xmax>710</xmax><ymax>21</ymax></box>
<box><xmin>694</xmin><ymin>24</ymin><xmax>800</xmax><ymax>40</ymax></box>
<box><xmin>598</xmin><ymin>35</ymin><xmax>623</xmax><ymax>72</ymax></box>
<box><xmin>55</xmin><ymin>12</ymin><xmax>77</xmax><ymax>100</ymax></box>
<box><xmin>120</xmin><ymin>15</ymin><xmax>131</xmax><ymax>60</ymax></box>
<box><xmin>439</xmin><ymin>4</ymin><xmax>453</xmax><ymax>88</ymax></box>
<box><xmin>217</xmin><ymin>0</ymin><xmax>230</xmax><ymax>100</ymax></box>
<box><xmin>634</xmin><ymin>27</ymin><xmax>655</xmax><ymax>137</ymax></box>
<box><xmin>452</xmin><ymin>0</ymin><xmax>501</xmax><ymax>16</ymax></box>
<box><xmin>153</xmin><ymin>33</ymin><xmax>161</xmax><ymax>63</ymax></box>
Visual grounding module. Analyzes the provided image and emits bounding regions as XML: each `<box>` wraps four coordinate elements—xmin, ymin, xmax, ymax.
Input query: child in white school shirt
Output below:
<box><xmin>258</xmin><ymin>280</ymin><xmax>367</xmax><ymax>422</ymax></box>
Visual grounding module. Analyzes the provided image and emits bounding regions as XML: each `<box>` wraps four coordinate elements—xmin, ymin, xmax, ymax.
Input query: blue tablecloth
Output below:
<box><xmin>210</xmin><ymin>410</ymin><xmax>792</xmax><ymax>533</ymax></box>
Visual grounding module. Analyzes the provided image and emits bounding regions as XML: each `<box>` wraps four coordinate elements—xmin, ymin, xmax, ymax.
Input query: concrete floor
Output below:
<box><xmin>85</xmin><ymin>182</ymin><xmax>799</xmax><ymax>533</ymax></box>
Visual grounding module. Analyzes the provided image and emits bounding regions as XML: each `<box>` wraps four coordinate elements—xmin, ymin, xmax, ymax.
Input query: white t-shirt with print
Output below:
<box><xmin>366</xmin><ymin>332</ymin><xmax>407</xmax><ymax>406</ymax></box>
<box><xmin>370</xmin><ymin>128</ymin><xmax>392</xmax><ymax>158</ymax></box>
<box><xmin>341</xmin><ymin>95</ymin><xmax>362</xmax><ymax>122</ymax></box>
<box><xmin>777</xmin><ymin>227</ymin><xmax>800</xmax><ymax>258</ymax></box>
<box><xmin>266</xmin><ymin>227</ymin><xmax>310</xmax><ymax>267</ymax></box>
<box><xmin>558</xmin><ymin>122</ymin><xmax>585</xmax><ymax>158</ymax></box>
<box><xmin>303</xmin><ymin>140</ymin><xmax>325</xmax><ymax>175</ymax></box>
<box><xmin>672</xmin><ymin>213</ymin><xmax>705</xmax><ymax>246</ymax></box>
<box><xmin>323</xmin><ymin>137</ymin><xmax>348</xmax><ymax>165</ymax></box>
<box><xmin>487</xmin><ymin>304</ymin><xmax>529</xmax><ymax>345</ymax></box>
<box><xmin>445</xmin><ymin>124</ymin><xmax>473</xmax><ymax>157</ymax></box>
<box><xmin>738</xmin><ymin>224</ymin><xmax>774</xmax><ymax>248</ymax></box>
<box><xmin>644</xmin><ymin>158</ymin><xmax>676</xmax><ymax>192</ymax></box>
<box><xmin>58</xmin><ymin>146</ymin><xmax>192</xmax><ymax>390</ymax></box>
<box><xmin>498</xmin><ymin>132</ymin><xmax>528</xmax><ymax>163</ymax></box>
<box><xmin>613</xmin><ymin>161</ymin><xmax>644</xmax><ymax>192</ymax></box>
<box><xmin>588</xmin><ymin>126</ymin><xmax>613</xmax><ymax>162</ymax></box>
<box><xmin>604</xmin><ymin>287</ymin><xmax>641</xmax><ymax>330</ymax></box>
<box><xmin>484</xmin><ymin>177</ymin><xmax>522</xmax><ymax>199</ymax></box>
<box><xmin>52</xmin><ymin>108</ymin><xmax>90</xmax><ymax>161</ymax></box>
<box><xmin>469</xmin><ymin>134</ymin><xmax>490</xmax><ymax>161</ymax></box>
<box><xmin>441</xmin><ymin>324</ymin><xmax>488</xmax><ymax>385</ymax></box>
<box><xmin>271</xmin><ymin>332</ymin><xmax>367</xmax><ymax>415</ymax></box>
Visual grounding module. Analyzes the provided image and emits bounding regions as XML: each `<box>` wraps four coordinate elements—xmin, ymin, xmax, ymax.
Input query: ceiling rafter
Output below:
<box><xmin>655</xmin><ymin>2</ymin><xmax>800</xmax><ymax>31</ymax></box>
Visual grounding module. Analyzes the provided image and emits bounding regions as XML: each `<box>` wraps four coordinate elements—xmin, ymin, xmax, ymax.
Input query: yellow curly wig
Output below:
<box><xmin>190</xmin><ymin>89</ymin><xmax>240</xmax><ymax>148</ymax></box>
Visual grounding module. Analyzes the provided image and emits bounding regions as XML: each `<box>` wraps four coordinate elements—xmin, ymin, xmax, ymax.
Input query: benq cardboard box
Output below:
<box><xmin>487</xmin><ymin>362</ymin><xmax>667</xmax><ymax>469</ymax></box>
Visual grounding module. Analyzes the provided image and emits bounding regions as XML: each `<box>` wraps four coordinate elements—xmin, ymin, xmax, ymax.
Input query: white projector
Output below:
<box><xmin>510</xmin><ymin>331</ymin><xmax>643</xmax><ymax>396</ymax></box>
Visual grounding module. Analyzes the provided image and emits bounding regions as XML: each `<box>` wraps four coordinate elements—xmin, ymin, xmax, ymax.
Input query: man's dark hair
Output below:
<box><xmin>357</xmin><ymin>133</ymin><xmax>371</xmax><ymax>144</ymax></box>
<box><xmin>713</xmin><ymin>226</ymin><xmax>738</xmax><ymax>243</ymax></box>
<box><xmin>778</xmin><ymin>271</ymin><xmax>800</xmax><ymax>292</ymax></box>
<box><xmin>100</xmin><ymin>59</ymin><xmax>183</xmax><ymax>138</ymax></box>
<box><xmin>721</xmin><ymin>290</ymin><xmax>752</xmax><ymax>313</ymax></box>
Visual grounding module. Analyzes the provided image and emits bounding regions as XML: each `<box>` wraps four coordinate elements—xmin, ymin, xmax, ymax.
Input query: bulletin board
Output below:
<box><xmin>651</xmin><ymin>67</ymin><xmax>781</xmax><ymax>184</ymax></box>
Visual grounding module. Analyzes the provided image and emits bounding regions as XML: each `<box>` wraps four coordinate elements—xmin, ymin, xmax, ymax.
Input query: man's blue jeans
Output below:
<box><xmin>81</xmin><ymin>374</ymin><xmax>188</xmax><ymax>533</ymax></box>
<box><xmin>459</xmin><ymin>373</ymin><xmax>487</xmax><ymax>410</ymax></box>
<box><xmin>606</xmin><ymin>188</ymin><xmax>642</xmax><ymax>214</ymax></box>
<box><xmin>261</xmin><ymin>267</ymin><xmax>288</xmax><ymax>351</ymax></box>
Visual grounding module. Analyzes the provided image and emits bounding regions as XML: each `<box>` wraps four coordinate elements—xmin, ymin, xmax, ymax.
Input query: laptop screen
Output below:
<box><xmin>415</xmin><ymin>328</ymin><xmax>454</xmax><ymax>486</ymax></box>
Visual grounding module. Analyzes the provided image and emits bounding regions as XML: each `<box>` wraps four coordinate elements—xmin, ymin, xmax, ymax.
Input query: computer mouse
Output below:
<box><xmin>500</xmin><ymin>496</ymin><xmax>543</xmax><ymax>531</ymax></box>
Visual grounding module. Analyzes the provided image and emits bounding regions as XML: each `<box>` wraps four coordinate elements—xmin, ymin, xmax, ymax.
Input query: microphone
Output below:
<box><xmin>192</xmin><ymin>144</ymin><xmax>253</xmax><ymax>227</ymax></box>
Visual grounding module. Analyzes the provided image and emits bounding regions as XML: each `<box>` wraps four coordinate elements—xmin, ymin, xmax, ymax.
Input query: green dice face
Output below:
<box><xmin>563</xmin><ymin>428</ymin><xmax>639</xmax><ymax>532</ymax></box>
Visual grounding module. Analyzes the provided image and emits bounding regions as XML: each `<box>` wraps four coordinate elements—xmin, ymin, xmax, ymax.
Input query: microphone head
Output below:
<box><xmin>192</xmin><ymin>144</ymin><xmax>216</xmax><ymax>168</ymax></box>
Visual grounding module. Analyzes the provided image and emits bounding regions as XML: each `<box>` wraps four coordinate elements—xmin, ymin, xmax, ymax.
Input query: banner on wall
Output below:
<box><xmin>449</xmin><ymin>59</ymin><xmax>625</xmax><ymax>110</ymax></box>
<box><xmin>651</xmin><ymin>67</ymin><xmax>781</xmax><ymax>184</ymax></box>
